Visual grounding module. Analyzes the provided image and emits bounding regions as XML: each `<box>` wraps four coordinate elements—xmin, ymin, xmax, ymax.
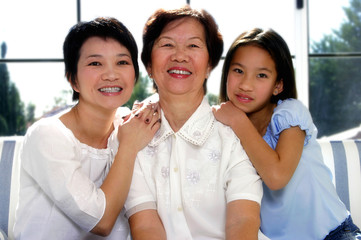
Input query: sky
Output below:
<box><xmin>0</xmin><ymin>0</ymin><xmax>350</xmax><ymax>118</ymax></box>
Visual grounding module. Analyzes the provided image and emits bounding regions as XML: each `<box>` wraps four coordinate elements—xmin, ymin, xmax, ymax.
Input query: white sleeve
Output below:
<box><xmin>21</xmin><ymin>119</ymin><xmax>105</xmax><ymax>231</ymax></box>
<box><xmin>225</xmin><ymin>141</ymin><xmax>263</xmax><ymax>205</ymax></box>
<box><xmin>124</xmin><ymin>155</ymin><xmax>156</xmax><ymax>218</ymax></box>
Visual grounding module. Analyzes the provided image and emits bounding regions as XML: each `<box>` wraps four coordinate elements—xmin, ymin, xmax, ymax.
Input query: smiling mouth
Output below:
<box><xmin>168</xmin><ymin>69</ymin><xmax>191</xmax><ymax>75</ymax></box>
<box><xmin>237</xmin><ymin>94</ymin><xmax>253</xmax><ymax>101</ymax></box>
<box><xmin>240</xmin><ymin>96</ymin><xmax>251</xmax><ymax>100</ymax></box>
<box><xmin>99</xmin><ymin>87</ymin><xmax>122</xmax><ymax>93</ymax></box>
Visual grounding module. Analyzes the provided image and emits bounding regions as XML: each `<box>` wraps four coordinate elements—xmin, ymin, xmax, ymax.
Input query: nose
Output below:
<box><xmin>238</xmin><ymin>74</ymin><xmax>253</xmax><ymax>91</ymax></box>
<box><xmin>101</xmin><ymin>66</ymin><xmax>119</xmax><ymax>81</ymax></box>
<box><xmin>170</xmin><ymin>46</ymin><xmax>189</xmax><ymax>63</ymax></box>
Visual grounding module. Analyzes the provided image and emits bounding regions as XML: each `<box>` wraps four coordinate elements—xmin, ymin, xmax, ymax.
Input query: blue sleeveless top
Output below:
<box><xmin>261</xmin><ymin>98</ymin><xmax>349</xmax><ymax>240</ymax></box>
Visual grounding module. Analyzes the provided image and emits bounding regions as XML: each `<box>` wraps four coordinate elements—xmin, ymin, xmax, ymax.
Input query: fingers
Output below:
<box><xmin>211</xmin><ymin>105</ymin><xmax>219</xmax><ymax>113</ymax></box>
<box><xmin>129</xmin><ymin>100</ymin><xmax>161</xmax><ymax>126</ymax></box>
<box><xmin>121</xmin><ymin>113</ymin><xmax>131</xmax><ymax>122</ymax></box>
<box><xmin>142</xmin><ymin>102</ymin><xmax>160</xmax><ymax>125</ymax></box>
<box><xmin>151</xmin><ymin>118</ymin><xmax>161</xmax><ymax>130</ymax></box>
<box><xmin>117</xmin><ymin>100</ymin><xmax>161</xmax><ymax>149</ymax></box>
<box><xmin>130</xmin><ymin>100</ymin><xmax>142</xmax><ymax>118</ymax></box>
<box><xmin>132</xmin><ymin>100</ymin><xmax>142</xmax><ymax>111</ymax></box>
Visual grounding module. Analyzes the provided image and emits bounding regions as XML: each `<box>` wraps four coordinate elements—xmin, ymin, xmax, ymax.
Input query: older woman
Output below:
<box><xmin>125</xmin><ymin>6</ymin><xmax>266</xmax><ymax>240</ymax></box>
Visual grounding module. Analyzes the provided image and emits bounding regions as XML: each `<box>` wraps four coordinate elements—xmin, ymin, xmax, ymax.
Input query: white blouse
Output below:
<box><xmin>125</xmin><ymin>97</ymin><xmax>264</xmax><ymax>240</ymax></box>
<box><xmin>13</xmin><ymin>109</ymin><xmax>130</xmax><ymax>240</ymax></box>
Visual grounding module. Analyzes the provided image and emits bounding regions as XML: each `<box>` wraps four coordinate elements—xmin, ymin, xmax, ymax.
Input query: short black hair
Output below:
<box><xmin>63</xmin><ymin>17</ymin><xmax>139</xmax><ymax>101</ymax></box>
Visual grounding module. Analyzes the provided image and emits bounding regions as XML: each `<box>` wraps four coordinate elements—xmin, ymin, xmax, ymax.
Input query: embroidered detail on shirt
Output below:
<box><xmin>149</xmin><ymin>127</ymin><xmax>174</xmax><ymax>147</ymax></box>
<box><xmin>146</xmin><ymin>146</ymin><xmax>157</xmax><ymax>157</ymax></box>
<box><xmin>193</xmin><ymin>130</ymin><xmax>202</xmax><ymax>138</ymax></box>
<box><xmin>161</xmin><ymin>167</ymin><xmax>170</xmax><ymax>178</ymax></box>
<box><xmin>186</xmin><ymin>169</ymin><xmax>200</xmax><ymax>184</ymax></box>
<box><xmin>208</xmin><ymin>150</ymin><xmax>220</xmax><ymax>163</ymax></box>
<box><xmin>149</xmin><ymin>98</ymin><xmax>216</xmax><ymax>147</ymax></box>
<box><xmin>177</xmin><ymin>112</ymin><xmax>215</xmax><ymax>146</ymax></box>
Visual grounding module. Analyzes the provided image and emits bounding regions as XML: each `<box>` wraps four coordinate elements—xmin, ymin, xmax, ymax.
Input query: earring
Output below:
<box><xmin>274</xmin><ymin>90</ymin><xmax>278</xmax><ymax>95</ymax></box>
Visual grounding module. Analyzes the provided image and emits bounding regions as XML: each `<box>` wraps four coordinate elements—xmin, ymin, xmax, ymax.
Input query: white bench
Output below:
<box><xmin>0</xmin><ymin>136</ymin><xmax>23</xmax><ymax>240</ymax></box>
<box><xmin>318</xmin><ymin>139</ymin><xmax>361</xmax><ymax>227</ymax></box>
<box><xmin>1</xmin><ymin>137</ymin><xmax>360</xmax><ymax>239</ymax></box>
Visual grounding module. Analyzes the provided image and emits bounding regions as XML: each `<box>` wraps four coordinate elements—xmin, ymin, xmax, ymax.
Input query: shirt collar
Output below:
<box><xmin>149</xmin><ymin>97</ymin><xmax>215</xmax><ymax>147</ymax></box>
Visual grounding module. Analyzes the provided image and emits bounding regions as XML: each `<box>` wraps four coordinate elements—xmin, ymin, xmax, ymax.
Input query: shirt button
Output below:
<box><xmin>177</xmin><ymin>206</ymin><xmax>183</xmax><ymax>212</ymax></box>
<box><xmin>174</xmin><ymin>167</ymin><xmax>178</xmax><ymax>172</ymax></box>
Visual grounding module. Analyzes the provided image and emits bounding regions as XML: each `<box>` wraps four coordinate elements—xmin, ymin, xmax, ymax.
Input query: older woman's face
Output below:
<box><xmin>148</xmin><ymin>17</ymin><xmax>210</xmax><ymax>96</ymax></box>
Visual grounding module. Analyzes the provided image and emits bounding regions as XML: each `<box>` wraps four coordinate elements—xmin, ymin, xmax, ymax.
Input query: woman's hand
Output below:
<box><xmin>118</xmin><ymin>100</ymin><xmax>161</xmax><ymax>152</ymax></box>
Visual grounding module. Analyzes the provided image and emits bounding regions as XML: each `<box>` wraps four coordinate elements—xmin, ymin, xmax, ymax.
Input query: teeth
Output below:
<box><xmin>238</xmin><ymin>95</ymin><xmax>251</xmax><ymax>100</ymax></box>
<box><xmin>168</xmin><ymin>69</ymin><xmax>191</xmax><ymax>75</ymax></box>
<box><xmin>99</xmin><ymin>87</ymin><xmax>122</xmax><ymax>93</ymax></box>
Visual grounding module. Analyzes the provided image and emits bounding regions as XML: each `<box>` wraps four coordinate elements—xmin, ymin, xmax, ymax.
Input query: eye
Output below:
<box><xmin>118</xmin><ymin>60</ymin><xmax>130</xmax><ymax>65</ymax></box>
<box><xmin>157</xmin><ymin>37</ymin><xmax>175</xmax><ymax>48</ymax></box>
<box><xmin>257</xmin><ymin>73</ymin><xmax>268</xmax><ymax>78</ymax></box>
<box><xmin>88</xmin><ymin>61</ymin><xmax>101</xmax><ymax>66</ymax></box>
<box><xmin>233</xmin><ymin>68</ymin><xmax>243</xmax><ymax>74</ymax></box>
<box><xmin>189</xmin><ymin>44</ymin><xmax>199</xmax><ymax>48</ymax></box>
<box><xmin>160</xmin><ymin>42</ymin><xmax>173</xmax><ymax>47</ymax></box>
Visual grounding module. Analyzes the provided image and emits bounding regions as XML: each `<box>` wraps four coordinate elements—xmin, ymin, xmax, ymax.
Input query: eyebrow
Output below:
<box><xmin>189</xmin><ymin>37</ymin><xmax>205</xmax><ymax>42</ymax></box>
<box><xmin>157</xmin><ymin>36</ymin><xmax>205</xmax><ymax>42</ymax></box>
<box><xmin>230</xmin><ymin>62</ymin><xmax>273</xmax><ymax>73</ymax></box>
<box><xmin>86</xmin><ymin>53</ymin><xmax>131</xmax><ymax>58</ymax></box>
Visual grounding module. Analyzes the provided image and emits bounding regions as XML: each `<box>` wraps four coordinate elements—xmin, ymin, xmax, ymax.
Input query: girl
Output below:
<box><xmin>212</xmin><ymin>28</ymin><xmax>361</xmax><ymax>239</ymax></box>
<box><xmin>14</xmin><ymin>17</ymin><xmax>160</xmax><ymax>239</ymax></box>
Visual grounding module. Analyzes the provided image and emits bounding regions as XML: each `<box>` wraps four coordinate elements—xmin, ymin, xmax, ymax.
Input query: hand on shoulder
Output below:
<box><xmin>212</xmin><ymin>101</ymin><xmax>246</xmax><ymax>127</ymax></box>
<box><xmin>118</xmin><ymin>101</ymin><xmax>161</xmax><ymax>152</ymax></box>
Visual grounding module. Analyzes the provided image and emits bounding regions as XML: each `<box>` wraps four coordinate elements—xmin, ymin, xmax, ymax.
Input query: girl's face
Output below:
<box><xmin>148</xmin><ymin>17</ymin><xmax>211</xmax><ymax>98</ymax></box>
<box><xmin>74</xmin><ymin>36</ymin><xmax>135</xmax><ymax>111</ymax></box>
<box><xmin>226</xmin><ymin>45</ymin><xmax>283</xmax><ymax>115</ymax></box>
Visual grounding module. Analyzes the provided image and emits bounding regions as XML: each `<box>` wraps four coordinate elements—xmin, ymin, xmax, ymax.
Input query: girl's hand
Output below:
<box><xmin>118</xmin><ymin>101</ymin><xmax>161</xmax><ymax>152</ymax></box>
<box><xmin>212</xmin><ymin>101</ymin><xmax>245</xmax><ymax>127</ymax></box>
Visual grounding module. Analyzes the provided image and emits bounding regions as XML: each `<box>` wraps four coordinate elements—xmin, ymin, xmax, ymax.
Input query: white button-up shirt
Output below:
<box><xmin>125</xmin><ymin>97</ymin><xmax>263</xmax><ymax>240</ymax></box>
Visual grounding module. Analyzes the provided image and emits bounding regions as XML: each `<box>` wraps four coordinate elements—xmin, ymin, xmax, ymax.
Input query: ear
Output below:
<box><xmin>206</xmin><ymin>64</ymin><xmax>212</xmax><ymax>79</ymax></box>
<box><xmin>146</xmin><ymin>65</ymin><xmax>152</xmax><ymax>78</ymax></box>
<box><xmin>68</xmin><ymin>76</ymin><xmax>80</xmax><ymax>93</ymax></box>
<box><xmin>273</xmin><ymin>79</ymin><xmax>284</xmax><ymax>96</ymax></box>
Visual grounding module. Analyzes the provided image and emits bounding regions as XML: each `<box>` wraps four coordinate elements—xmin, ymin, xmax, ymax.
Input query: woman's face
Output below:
<box><xmin>74</xmin><ymin>36</ymin><xmax>135</xmax><ymax>111</ymax></box>
<box><xmin>148</xmin><ymin>17</ymin><xmax>211</xmax><ymax>97</ymax></box>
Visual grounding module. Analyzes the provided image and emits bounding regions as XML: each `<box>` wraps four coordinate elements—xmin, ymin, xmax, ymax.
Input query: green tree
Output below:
<box><xmin>26</xmin><ymin>103</ymin><xmax>36</xmax><ymax>126</ymax></box>
<box><xmin>124</xmin><ymin>73</ymin><xmax>153</xmax><ymax>109</ymax></box>
<box><xmin>0</xmin><ymin>42</ymin><xmax>27</xmax><ymax>136</ymax></box>
<box><xmin>206</xmin><ymin>92</ymin><xmax>219</xmax><ymax>106</ymax></box>
<box><xmin>54</xmin><ymin>89</ymin><xmax>72</xmax><ymax>107</ymax></box>
<box><xmin>309</xmin><ymin>0</ymin><xmax>361</xmax><ymax>137</ymax></box>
